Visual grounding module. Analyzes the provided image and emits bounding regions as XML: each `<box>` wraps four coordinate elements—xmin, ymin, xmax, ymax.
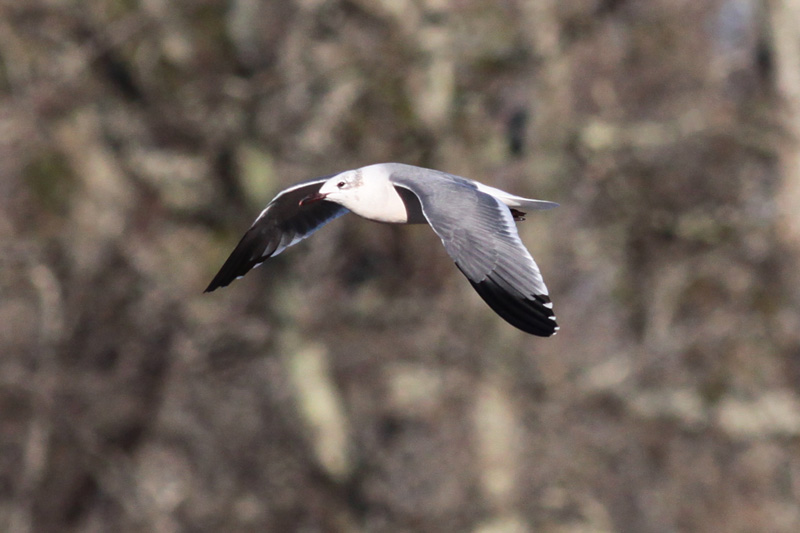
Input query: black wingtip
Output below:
<box><xmin>205</xmin><ymin>226</ymin><xmax>272</xmax><ymax>295</ymax></box>
<box><xmin>203</xmin><ymin>268</ymin><xmax>236</xmax><ymax>294</ymax></box>
<box><xmin>203</xmin><ymin>281</ymin><xmax>221</xmax><ymax>293</ymax></box>
<box><xmin>203</xmin><ymin>254</ymin><xmax>245</xmax><ymax>294</ymax></box>
<box><xmin>469</xmin><ymin>278</ymin><xmax>558</xmax><ymax>337</ymax></box>
<box><xmin>205</xmin><ymin>265</ymin><xmax>243</xmax><ymax>292</ymax></box>
<box><xmin>204</xmin><ymin>277</ymin><xmax>222</xmax><ymax>293</ymax></box>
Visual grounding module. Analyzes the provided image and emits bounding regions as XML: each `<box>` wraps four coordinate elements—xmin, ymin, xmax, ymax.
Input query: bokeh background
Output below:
<box><xmin>2</xmin><ymin>1</ymin><xmax>800</xmax><ymax>531</ymax></box>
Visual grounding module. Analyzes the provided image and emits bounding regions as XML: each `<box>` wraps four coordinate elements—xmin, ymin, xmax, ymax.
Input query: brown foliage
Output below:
<box><xmin>2</xmin><ymin>1</ymin><xmax>799</xmax><ymax>532</ymax></box>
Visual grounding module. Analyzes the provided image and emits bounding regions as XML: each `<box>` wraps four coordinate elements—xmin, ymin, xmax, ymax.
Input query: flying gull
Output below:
<box><xmin>205</xmin><ymin>163</ymin><xmax>559</xmax><ymax>336</ymax></box>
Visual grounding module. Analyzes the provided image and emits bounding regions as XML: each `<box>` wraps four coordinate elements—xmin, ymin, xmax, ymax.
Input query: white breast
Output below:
<box><xmin>346</xmin><ymin>165</ymin><xmax>411</xmax><ymax>224</ymax></box>
<box><xmin>355</xmin><ymin>181</ymin><xmax>410</xmax><ymax>223</ymax></box>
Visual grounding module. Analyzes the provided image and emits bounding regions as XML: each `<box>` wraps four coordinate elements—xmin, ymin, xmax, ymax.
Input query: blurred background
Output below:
<box><xmin>2</xmin><ymin>0</ymin><xmax>800</xmax><ymax>531</ymax></box>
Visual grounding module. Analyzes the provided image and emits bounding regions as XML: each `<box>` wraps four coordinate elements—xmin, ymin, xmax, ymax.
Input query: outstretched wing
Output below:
<box><xmin>205</xmin><ymin>176</ymin><xmax>348</xmax><ymax>292</ymax></box>
<box><xmin>390</xmin><ymin>167</ymin><xmax>558</xmax><ymax>336</ymax></box>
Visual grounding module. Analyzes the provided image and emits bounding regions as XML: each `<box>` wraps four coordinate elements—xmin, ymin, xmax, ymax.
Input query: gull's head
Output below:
<box><xmin>299</xmin><ymin>165</ymin><xmax>401</xmax><ymax>222</ymax></box>
<box><xmin>300</xmin><ymin>170</ymin><xmax>364</xmax><ymax>208</ymax></box>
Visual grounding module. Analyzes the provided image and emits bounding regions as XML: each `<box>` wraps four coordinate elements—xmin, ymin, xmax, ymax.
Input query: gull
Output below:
<box><xmin>205</xmin><ymin>163</ymin><xmax>559</xmax><ymax>336</ymax></box>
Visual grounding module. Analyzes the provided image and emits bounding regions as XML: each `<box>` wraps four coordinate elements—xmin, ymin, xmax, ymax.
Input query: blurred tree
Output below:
<box><xmin>1</xmin><ymin>1</ymin><xmax>799</xmax><ymax>532</ymax></box>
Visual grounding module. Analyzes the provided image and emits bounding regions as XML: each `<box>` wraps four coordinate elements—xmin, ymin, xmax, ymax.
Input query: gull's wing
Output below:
<box><xmin>205</xmin><ymin>176</ymin><xmax>348</xmax><ymax>292</ymax></box>
<box><xmin>390</xmin><ymin>166</ymin><xmax>558</xmax><ymax>336</ymax></box>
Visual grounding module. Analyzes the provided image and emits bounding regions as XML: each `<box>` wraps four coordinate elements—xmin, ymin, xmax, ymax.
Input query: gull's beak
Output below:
<box><xmin>299</xmin><ymin>192</ymin><xmax>328</xmax><ymax>206</ymax></box>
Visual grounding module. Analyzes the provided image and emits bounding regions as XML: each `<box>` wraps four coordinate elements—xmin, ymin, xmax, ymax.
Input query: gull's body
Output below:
<box><xmin>206</xmin><ymin>163</ymin><xmax>559</xmax><ymax>336</ymax></box>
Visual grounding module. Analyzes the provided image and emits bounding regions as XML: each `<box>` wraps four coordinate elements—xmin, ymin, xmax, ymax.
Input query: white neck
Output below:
<box><xmin>343</xmin><ymin>166</ymin><xmax>410</xmax><ymax>223</ymax></box>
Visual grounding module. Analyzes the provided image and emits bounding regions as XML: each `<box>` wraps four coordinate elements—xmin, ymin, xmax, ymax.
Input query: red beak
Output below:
<box><xmin>299</xmin><ymin>192</ymin><xmax>328</xmax><ymax>206</ymax></box>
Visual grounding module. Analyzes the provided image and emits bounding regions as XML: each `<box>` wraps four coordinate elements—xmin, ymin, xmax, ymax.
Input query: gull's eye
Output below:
<box><xmin>337</xmin><ymin>181</ymin><xmax>346</xmax><ymax>188</ymax></box>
